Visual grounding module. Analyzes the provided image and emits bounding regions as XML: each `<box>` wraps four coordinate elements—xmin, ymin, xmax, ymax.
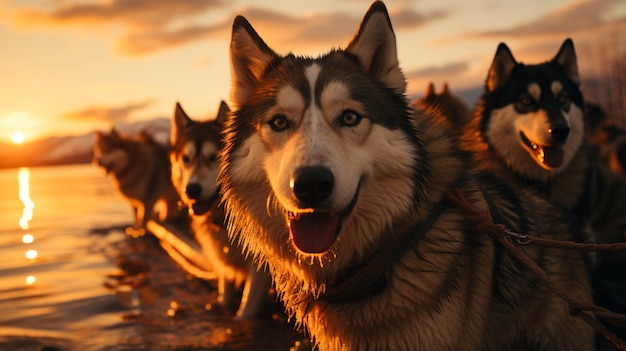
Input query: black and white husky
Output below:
<box><xmin>463</xmin><ymin>38</ymin><xmax>626</xmax><ymax>350</ymax></box>
<box><xmin>218</xmin><ymin>2</ymin><xmax>595</xmax><ymax>349</ymax></box>
<box><xmin>463</xmin><ymin>39</ymin><xmax>591</xmax><ymax>212</ymax></box>
<box><xmin>169</xmin><ymin>102</ymin><xmax>271</xmax><ymax>318</ymax></box>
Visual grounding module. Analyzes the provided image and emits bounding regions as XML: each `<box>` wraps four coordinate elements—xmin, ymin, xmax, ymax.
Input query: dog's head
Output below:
<box><xmin>586</xmin><ymin>103</ymin><xmax>626</xmax><ymax>178</ymax></box>
<box><xmin>170</xmin><ymin>101</ymin><xmax>227</xmax><ymax>216</ymax></box>
<box><xmin>92</xmin><ymin>128</ymin><xmax>131</xmax><ymax>176</ymax></box>
<box><xmin>414</xmin><ymin>82</ymin><xmax>472</xmax><ymax>129</ymax></box>
<box><xmin>219</xmin><ymin>1</ymin><xmax>419</xmax><ymax>280</ymax></box>
<box><xmin>480</xmin><ymin>39</ymin><xmax>585</xmax><ymax>181</ymax></box>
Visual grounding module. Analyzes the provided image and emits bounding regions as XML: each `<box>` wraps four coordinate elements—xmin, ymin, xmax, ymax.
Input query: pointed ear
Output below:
<box><xmin>346</xmin><ymin>1</ymin><xmax>406</xmax><ymax>95</ymax></box>
<box><xmin>441</xmin><ymin>82</ymin><xmax>450</xmax><ymax>95</ymax></box>
<box><xmin>215</xmin><ymin>100</ymin><xmax>230</xmax><ymax>125</ymax></box>
<box><xmin>425</xmin><ymin>82</ymin><xmax>435</xmax><ymax>98</ymax></box>
<box><xmin>229</xmin><ymin>15</ymin><xmax>278</xmax><ymax>109</ymax></box>
<box><xmin>552</xmin><ymin>38</ymin><xmax>579</xmax><ymax>86</ymax></box>
<box><xmin>486</xmin><ymin>43</ymin><xmax>517</xmax><ymax>92</ymax></box>
<box><xmin>171</xmin><ymin>102</ymin><xmax>192</xmax><ymax>145</ymax></box>
<box><xmin>110</xmin><ymin>128</ymin><xmax>120</xmax><ymax>138</ymax></box>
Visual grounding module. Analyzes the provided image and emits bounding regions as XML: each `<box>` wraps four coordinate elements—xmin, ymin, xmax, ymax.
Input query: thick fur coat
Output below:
<box><xmin>218</xmin><ymin>2</ymin><xmax>595</xmax><ymax>349</ymax></box>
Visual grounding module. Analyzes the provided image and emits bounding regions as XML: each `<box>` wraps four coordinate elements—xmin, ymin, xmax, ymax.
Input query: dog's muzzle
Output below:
<box><xmin>287</xmin><ymin>168</ymin><xmax>361</xmax><ymax>254</ymax></box>
<box><xmin>519</xmin><ymin>121</ymin><xmax>570</xmax><ymax>169</ymax></box>
<box><xmin>290</xmin><ymin>166</ymin><xmax>334</xmax><ymax>208</ymax></box>
<box><xmin>185</xmin><ymin>183</ymin><xmax>219</xmax><ymax>216</ymax></box>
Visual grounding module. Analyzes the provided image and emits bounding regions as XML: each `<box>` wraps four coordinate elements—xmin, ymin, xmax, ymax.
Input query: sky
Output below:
<box><xmin>0</xmin><ymin>0</ymin><xmax>624</xmax><ymax>143</ymax></box>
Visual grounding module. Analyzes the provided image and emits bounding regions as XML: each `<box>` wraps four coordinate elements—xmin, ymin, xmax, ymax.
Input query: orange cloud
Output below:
<box><xmin>233</xmin><ymin>7</ymin><xmax>448</xmax><ymax>51</ymax></box>
<box><xmin>116</xmin><ymin>22</ymin><xmax>229</xmax><ymax>55</ymax></box>
<box><xmin>62</xmin><ymin>100</ymin><xmax>153</xmax><ymax>123</ymax></box>
<box><xmin>13</xmin><ymin>0</ymin><xmax>223</xmax><ymax>29</ymax></box>
<box><xmin>9</xmin><ymin>2</ymin><xmax>448</xmax><ymax>56</ymax></box>
<box><xmin>469</xmin><ymin>0</ymin><xmax>623</xmax><ymax>39</ymax></box>
<box><xmin>405</xmin><ymin>62</ymin><xmax>469</xmax><ymax>81</ymax></box>
<box><xmin>11</xmin><ymin>0</ymin><xmax>225</xmax><ymax>55</ymax></box>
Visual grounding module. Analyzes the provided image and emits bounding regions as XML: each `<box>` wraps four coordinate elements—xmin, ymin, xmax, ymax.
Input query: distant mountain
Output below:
<box><xmin>0</xmin><ymin>86</ymin><xmax>487</xmax><ymax>170</ymax></box>
<box><xmin>0</xmin><ymin>118</ymin><xmax>171</xmax><ymax>169</ymax></box>
<box><xmin>455</xmin><ymin>86</ymin><xmax>483</xmax><ymax>109</ymax></box>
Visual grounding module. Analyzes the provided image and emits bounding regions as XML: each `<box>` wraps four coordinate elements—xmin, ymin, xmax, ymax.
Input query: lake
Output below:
<box><xmin>0</xmin><ymin>164</ymin><xmax>305</xmax><ymax>351</ymax></box>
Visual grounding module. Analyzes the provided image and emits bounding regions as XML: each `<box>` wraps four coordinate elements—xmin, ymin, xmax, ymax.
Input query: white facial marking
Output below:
<box><xmin>184</xmin><ymin>142</ymin><xmax>196</xmax><ymax>161</ymax></box>
<box><xmin>300</xmin><ymin>64</ymin><xmax>327</xmax><ymax>166</ymax></box>
<box><xmin>321</xmin><ymin>81</ymin><xmax>350</xmax><ymax>107</ymax></box>
<box><xmin>305</xmin><ymin>64</ymin><xmax>321</xmax><ymax>107</ymax></box>
<box><xmin>551</xmin><ymin>81</ymin><xmax>563</xmax><ymax>97</ymax></box>
<box><xmin>277</xmin><ymin>87</ymin><xmax>304</xmax><ymax>111</ymax></box>
<box><xmin>528</xmin><ymin>83</ymin><xmax>541</xmax><ymax>101</ymax></box>
<box><xmin>202</xmin><ymin>141</ymin><xmax>217</xmax><ymax>160</ymax></box>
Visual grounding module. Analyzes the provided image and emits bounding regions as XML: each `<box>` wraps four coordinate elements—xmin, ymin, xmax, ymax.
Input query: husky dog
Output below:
<box><xmin>585</xmin><ymin>103</ymin><xmax>626</xmax><ymax>351</ymax></box>
<box><xmin>587</xmin><ymin>102</ymin><xmax>626</xmax><ymax>179</ymax></box>
<box><xmin>93</xmin><ymin>129</ymin><xmax>183</xmax><ymax>234</ymax></box>
<box><xmin>412</xmin><ymin>82</ymin><xmax>472</xmax><ymax>129</ymax></box>
<box><xmin>586</xmin><ymin>103</ymin><xmax>626</xmax><ymax>246</ymax></box>
<box><xmin>218</xmin><ymin>2</ymin><xmax>594</xmax><ymax>349</ymax></box>
<box><xmin>466</xmin><ymin>40</ymin><xmax>626</xmax><ymax>238</ymax></box>
<box><xmin>464</xmin><ymin>40</ymin><xmax>626</xmax><ymax>243</ymax></box>
<box><xmin>462</xmin><ymin>39</ymin><xmax>594</xmax><ymax>212</ymax></box>
<box><xmin>463</xmin><ymin>40</ymin><xmax>626</xmax><ymax>347</ymax></box>
<box><xmin>169</xmin><ymin>101</ymin><xmax>271</xmax><ymax>318</ymax></box>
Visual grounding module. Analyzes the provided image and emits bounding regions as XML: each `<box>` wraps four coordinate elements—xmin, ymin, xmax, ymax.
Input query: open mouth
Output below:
<box><xmin>288</xmin><ymin>181</ymin><xmax>361</xmax><ymax>254</ymax></box>
<box><xmin>188</xmin><ymin>191</ymin><xmax>220</xmax><ymax>216</ymax></box>
<box><xmin>519</xmin><ymin>131</ymin><xmax>564</xmax><ymax>169</ymax></box>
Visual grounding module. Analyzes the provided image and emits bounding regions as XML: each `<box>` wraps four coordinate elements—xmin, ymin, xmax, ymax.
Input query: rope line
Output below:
<box><xmin>444</xmin><ymin>188</ymin><xmax>626</xmax><ymax>351</ymax></box>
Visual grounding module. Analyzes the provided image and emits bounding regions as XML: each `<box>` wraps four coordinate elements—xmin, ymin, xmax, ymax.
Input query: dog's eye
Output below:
<box><xmin>519</xmin><ymin>95</ymin><xmax>534</xmax><ymax>106</ymax></box>
<box><xmin>207</xmin><ymin>154</ymin><xmax>217</xmax><ymax>162</ymax></box>
<box><xmin>269</xmin><ymin>114</ymin><xmax>290</xmax><ymax>132</ymax></box>
<box><xmin>340</xmin><ymin>110</ymin><xmax>362</xmax><ymax>127</ymax></box>
<box><xmin>557</xmin><ymin>92</ymin><xmax>569</xmax><ymax>105</ymax></box>
<box><xmin>182</xmin><ymin>155</ymin><xmax>191</xmax><ymax>164</ymax></box>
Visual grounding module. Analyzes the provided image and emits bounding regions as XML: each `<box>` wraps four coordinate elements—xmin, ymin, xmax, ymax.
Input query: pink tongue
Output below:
<box><xmin>289</xmin><ymin>212</ymin><xmax>340</xmax><ymax>254</ymax></box>
<box><xmin>540</xmin><ymin>145</ymin><xmax>564</xmax><ymax>168</ymax></box>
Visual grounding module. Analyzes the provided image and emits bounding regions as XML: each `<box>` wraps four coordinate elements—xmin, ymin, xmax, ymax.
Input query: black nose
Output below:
<box><xmin>186</xmin><ymin>183</ymin><xmax>202</xmax><ymax>200</ymax></box>
<box><xmin>291</xmin><ymin>166</ymin><xmax>334</xmax><ymax>206</ymax></box>
<box><xmin>549</xmin><ymin>122</ymin><xmax>570</xmax><ymax>144</ymax></box>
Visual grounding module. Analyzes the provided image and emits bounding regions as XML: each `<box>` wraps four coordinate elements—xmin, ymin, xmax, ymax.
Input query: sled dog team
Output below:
<box><xmin>93</xmin><ymin>1</ymin><xmax>626</xmax><ymax>350</ymax></box>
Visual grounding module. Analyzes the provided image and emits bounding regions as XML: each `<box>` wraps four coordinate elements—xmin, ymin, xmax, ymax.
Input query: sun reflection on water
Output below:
<box><xmin>18</xmin><ymin>167</ymin><xmax>37</xmax><ymax>284</ymax></box>
<box><xmin>18</xmin><ymin>167</ymin><xmax>35</xmax><ymax>230</ymax></box>
<box><xmin>25</xmin><ymin>249</ymin><xmax>38</xmax><ymax>260</ymax></box>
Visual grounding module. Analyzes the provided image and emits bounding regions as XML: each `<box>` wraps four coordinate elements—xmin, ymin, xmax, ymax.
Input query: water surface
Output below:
<box><xmin>0</xmin><ymin>164</ymin><xmax>304</xmax><ymax>351</ymax></box>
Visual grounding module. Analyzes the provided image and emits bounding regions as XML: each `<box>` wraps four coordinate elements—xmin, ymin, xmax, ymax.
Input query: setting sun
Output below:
<box><xmin>12</xmin><ymin>131</ymin><xmax>25</xmax><ymax>144</ymax></box>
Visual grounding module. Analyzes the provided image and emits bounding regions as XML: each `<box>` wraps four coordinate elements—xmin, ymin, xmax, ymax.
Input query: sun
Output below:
<box><xmin>11</xmin><ymin>131</ymin><xmax>25</xmax><ymax>144</ymax></box>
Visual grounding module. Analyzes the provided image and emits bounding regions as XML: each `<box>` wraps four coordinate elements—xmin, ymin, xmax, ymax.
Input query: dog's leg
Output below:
<box><xmin>236</xmin><ymin>268</ymin><xmax>272</xmax><ymax>319</ymax></box>
<box><xmin>125</xmin><ymin>203</ymin><xmax>146</xmax><ymax>237</ymax></box>
<box><xmin>218</xmin><ymin>275</ymin><xmax>239</xmax><ymax>312</ymax></box>
<box><xmin>140</xmin><ymin>197</ymin><xmax>157</xmax><ymax>229</ymax></box>
<box><xmin>131</xmin><ymin>204</ymin><xmax>139</xmax><ymax>226</ymax></box>
<box><xmin>163</xmin><ymin>193</ymin><xmax>184</xmax><ymax>223</ymax></box>
<box><xmin>135</xmin><ymin>203</ymin><xmax>146</xmax><ymax>229</ymax></box>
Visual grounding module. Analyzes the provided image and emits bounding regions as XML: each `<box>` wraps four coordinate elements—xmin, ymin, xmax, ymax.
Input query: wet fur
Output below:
<box><xmin>93</xmin><ymin>129</ymin><xmax>182</xmax><ymax>231</ymax></box>
<box><xmin>219</xmin><ymin>2</ymin><xmax>594</xmax><ymax>350</ymax></box>
<box><xmin>169</xmin><ymin>102</ymin><xmax>271</xmax><ymax>318</ymax></box>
